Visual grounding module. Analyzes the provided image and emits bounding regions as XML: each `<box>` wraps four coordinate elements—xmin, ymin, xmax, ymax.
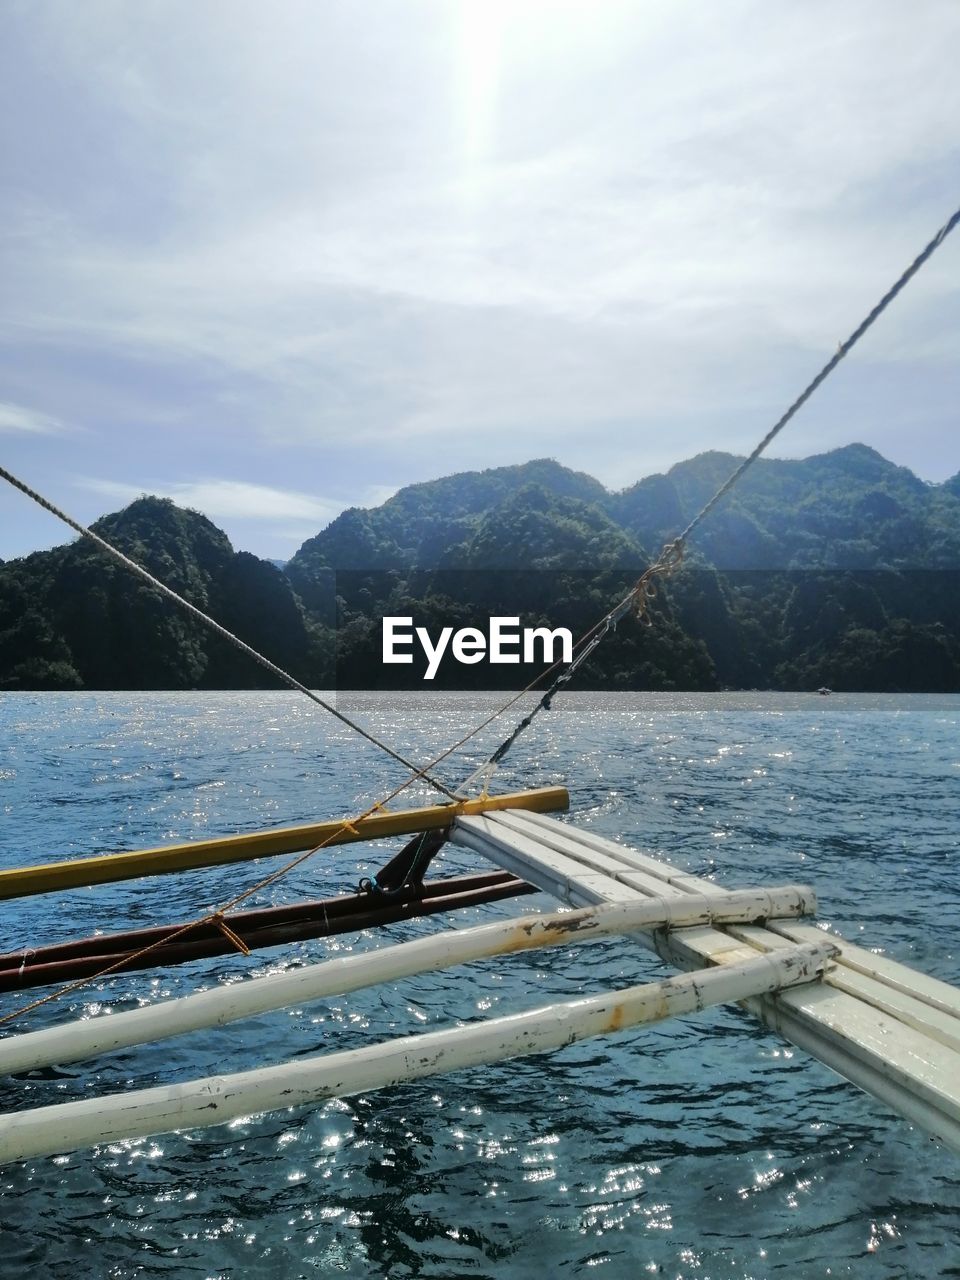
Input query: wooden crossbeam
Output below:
<box><xmin>452</xmin><ymin>809</ymin><xmax>960</xmax><ymax>1153</ymax></box>
<box><xmin>0</xmin><ymin>934</ymin><xmax>833</xmax><ymax>1165</ymax></box>
<box><xmin>0</xmin><ymin>885</ymin><xmax>817</xmax><ymax>1077</ymax></box>
<box><xmin>0</xmin><ymin>786</ymin><xmax>568</xmax><ymax>900</ymax></box>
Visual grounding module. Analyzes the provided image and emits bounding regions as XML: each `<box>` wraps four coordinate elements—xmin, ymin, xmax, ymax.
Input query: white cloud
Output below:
<box><xmin>0</xmin><ymin>402</ymin><xmax>69</xmax><ymax>435</ymax></box>
<box><xmin>1</xmin><ymin>0</ymin><xmax>958</xmax><ymax>532</ymax></box>
<box><xmin>80</xmin><ymin>477</ymin><xmax>341</xmax><ymax>524</ymax></box>
<box><xmin>360</xmin><ymin>484</ymin><xmax>399</xmax><ymax>509</ymax></box>
<box><xmin>74</xmin><ymin>476</ymin><xmax>405</xmax><ymax>551</ymax></box>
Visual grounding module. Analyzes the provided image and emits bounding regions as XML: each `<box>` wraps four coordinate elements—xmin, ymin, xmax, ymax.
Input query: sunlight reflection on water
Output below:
<box><xmin>0</xmin><ymin>690</ymin><xmax>958</xmax><ymax>1278</ymax></box>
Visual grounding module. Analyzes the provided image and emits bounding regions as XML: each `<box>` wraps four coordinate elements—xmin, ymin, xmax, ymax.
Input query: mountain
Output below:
<box><xmin>0</xmin><ymin>498</ymin><xmax>322</xmax><ymax>690</ymax></box>
<box><xmin>2</xmin><ymin>447</ymin><xmax>959</xmax><ymax>691</ymax></box>
<box><xmin>290</xmin><ymin>445</ymin><xmax>960</xmax><ymax>575</ymax></box>
<box><xmin>295</xmin><ymin>457</ymin><xmax>608</xmax><ymax>569</ymax></box>
<box><xmin>286</xmin><ymin>445</ymin><xmax>960</xmax><ymax>691</ymax></box>
<box><xmin>618</xmin><ymin>444</ymin><xmax>956</xmax><ymax>570</ymax></box>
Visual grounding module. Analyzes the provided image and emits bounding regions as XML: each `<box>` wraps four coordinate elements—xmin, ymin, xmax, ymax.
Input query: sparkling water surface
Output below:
<box><xmin>1</xmin><ymin>691</ymin><xmax>958</xmax><ymax>1278</ymax></box>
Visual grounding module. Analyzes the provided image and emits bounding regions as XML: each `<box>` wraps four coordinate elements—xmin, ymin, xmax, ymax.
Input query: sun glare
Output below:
<box><xmin>455</xmin><ymin>0</ymin><xmax>620</xmax><ymax>182</ymax></box>
<box><xmin>457</xmin><ymin>0</ymin><xmax>511</xmax><ymax>167</ymax></box>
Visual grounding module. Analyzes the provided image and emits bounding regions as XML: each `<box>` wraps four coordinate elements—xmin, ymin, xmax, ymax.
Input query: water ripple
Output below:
<box><xmin>0</xmin><ymin>691</ymin><xmax>958</xmax><ymax>1278</ymax></box>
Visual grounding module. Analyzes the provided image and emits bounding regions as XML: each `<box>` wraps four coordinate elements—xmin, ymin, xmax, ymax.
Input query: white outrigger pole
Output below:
<box><xmin>0</xmin><ymin>890</ymin><xmax>833</xmax><ymax>1164</ymax></box>
<box><xmin>2</xmin><ymin>209</ymin><xmax>957</xmax><ymax>1168</ymax></box>
<box><xmin>0</xmin><ymin>886</ymin><xmax>816</xmax><ymax>1077</ymax></box>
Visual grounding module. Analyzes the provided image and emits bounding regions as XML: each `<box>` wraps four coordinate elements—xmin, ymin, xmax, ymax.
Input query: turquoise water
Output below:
<box><xmin>1</xmin><ymin>690</ymin><xmax>959</xmax><ymax>1278</ymax></box>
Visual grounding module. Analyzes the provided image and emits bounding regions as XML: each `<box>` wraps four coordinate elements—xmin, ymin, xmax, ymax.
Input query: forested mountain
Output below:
<box><xmin>0</xmin><ymin>499</ymin><xmax>321</xmax><ymax>690</ymax></box>
<box><xmin>289</xmin><ymin>444</ymin><xmax>960</xmax><ymax>575</ymax></box>
<box><xmin>2</xmin><ymin>445</ymin><xmax>959</xmax><ymax>691</ymax></box>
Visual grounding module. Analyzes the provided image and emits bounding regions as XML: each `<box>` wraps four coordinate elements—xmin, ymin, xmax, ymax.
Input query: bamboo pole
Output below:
<box><xmin>453</xmin><ymin>810</ymin><xmax>960</xmax><ymax>1155</ymax></box>
<box><xmin>0</xmin><ymin>873</ymin><xmax>536</xmax><ymax>994</ymax></box>
<box><xmin>0</xmin><ymin>886</ymin><xmax>816</xmax><ymax>1076</ymax></box>
<box><xmin>0</xmin><ymin>787</ymin><xmax>568</xmax><ymax>900</ymax></box>
<box><xmin>0</xmin><ymin>939</ymin><xmax>835</xmax><ymax>1165</ymax></box>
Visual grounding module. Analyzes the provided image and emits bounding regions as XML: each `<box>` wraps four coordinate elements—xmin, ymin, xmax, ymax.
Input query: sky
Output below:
<box><xmin>1</xmin><ymin>0</ymin><xmax>958</xmax><ymax>562</ymax></box>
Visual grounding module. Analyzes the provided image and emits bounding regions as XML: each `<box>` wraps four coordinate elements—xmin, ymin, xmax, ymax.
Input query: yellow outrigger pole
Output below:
<box><xmin>0</xmin><ymin>786</ymin><xmax>568</xmax><ymax>900</ymax></box>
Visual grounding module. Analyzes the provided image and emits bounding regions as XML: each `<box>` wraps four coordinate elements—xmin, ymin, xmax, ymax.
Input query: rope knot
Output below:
<box><xmin>211</xmin><ymin>912</ymin><xmax>252</xmax><ymax>956</ymax></box>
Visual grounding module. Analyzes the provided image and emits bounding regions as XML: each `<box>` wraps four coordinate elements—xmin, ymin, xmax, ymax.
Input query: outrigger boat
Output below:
<box><xmin>1</xmin><ymin>779</ymin><xmax>959</xmax><ymax>1164</ymax></box>
<box><xmin>1</xmin><ymin>207</ymin><xmax>959</xmax><ymax>1168</ymax></box>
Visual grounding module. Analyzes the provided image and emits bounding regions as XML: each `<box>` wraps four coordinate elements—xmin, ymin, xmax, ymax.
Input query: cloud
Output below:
<box><xmin>1</xmin><ymin>0</ymin><xmax>958</xmax><ymax>527</ymax></box>
<box><xmin>80</xmin><ymin>477</ymin><xmax>344</xmax><ymax>524</ymax></box>
<box><xmin>363</xmin><ymin>484</ymin><xmax>399</xmax><ymax>508</ymax></box>
<box><xmin>0</xmin><ymin>401</ymin><xmax>69</xmax><ymax>435</ymax></box>
<box><xmin>73</xmin><ymin>476</ymin><xmax>408</xmax><ymax>555</ymax></box>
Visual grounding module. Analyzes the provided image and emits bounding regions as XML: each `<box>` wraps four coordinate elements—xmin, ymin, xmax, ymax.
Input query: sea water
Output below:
<box><xmin>0</xmin><ymin>691</ymin><xmax>958</xmax><ymax>1279</ymax></box>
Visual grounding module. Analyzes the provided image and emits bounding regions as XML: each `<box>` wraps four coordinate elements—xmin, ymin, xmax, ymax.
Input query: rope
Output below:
<box><xmin>0</xmin><ymin>775</ymin><xmax>462</xmax><ymax>1027</ymax></box>
<box><xmin>0</xmin><ymin>647</ymin><xmax>593</xmax><ymax>1026</ymax></box>
<box><xmin>0</xmin><ymin>464</ymin><xmax>459</xmax><ymax>802</ymax></box>
<box><xmin>213</xmin><ymin>914</ymin><xmax>252</xmax><ymax>957</ymax></box>
<box><xmin>2</xmin><ymin>204</ymin><xmax>956</xmax><ymax>1026</ymax></box>
<box><xmin>0</xmin><ymin>662</ymin><xmax>573</xmax><ymax>1026</ymax></box>
<box><xmin>456</xmin><ymin>542</ymin><xmax>684</xmax><ymax>789</ymax></box>
<box><xmin>0</xmin><ymin>673</ymin><xmax>574</xmax><ymax>1025</ymax></box>
<box><xmin>678</xmin><ymin>203</ymin><xmax>960</xmax><ymax>545</ymax></box>
<box><xmin>471</xmin><ymin>202</ymin><xmax>960</xmax><ymax>776</ymax></box>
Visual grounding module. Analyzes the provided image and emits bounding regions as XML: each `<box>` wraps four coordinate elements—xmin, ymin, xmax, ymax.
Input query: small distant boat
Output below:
<box><xmin>817</xmin><ymin>686</ymin><xmax>832</xmax><ymax>695</ymax></box>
